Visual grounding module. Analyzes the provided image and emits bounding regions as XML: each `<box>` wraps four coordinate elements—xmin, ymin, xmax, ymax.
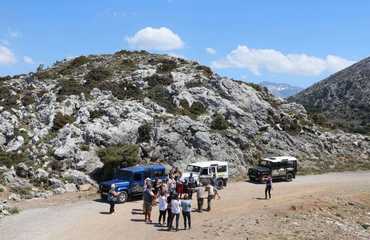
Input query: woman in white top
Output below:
<box><xmin>158</xmin><ymin>192</ymin><xmax>168</xmax><ymax>225</ymax></box>
<box><xmin>168</xmin><ymin>194</ymin><xmax>181</xmax><ymax>231</ymax></box>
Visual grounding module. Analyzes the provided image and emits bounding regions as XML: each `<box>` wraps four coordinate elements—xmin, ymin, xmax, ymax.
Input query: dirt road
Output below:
<box><xmin>1</xmin><ymin>171</ymin><xmax>370</xmax><ymax>240</ymax></box>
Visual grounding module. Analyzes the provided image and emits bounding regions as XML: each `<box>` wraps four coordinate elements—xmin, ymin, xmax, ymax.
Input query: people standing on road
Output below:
<box><xmin>168</xmin><ymin>175</ymin><xmax>176</xmax><ymax>194</ymax></box>
<box><xmin>206</xmin><ymin>183</ymin><xmax>220</xmax><ymax>211</ymax></box>
<box><xmin>168</xmin><ymin>194</ymin><xmax>181</xmax><ymax>231</ymax></box>
<box><xmin>108</xmin><ymin>184</ymin><xmax>119</xmax><ymax>214</ymax></box>
<box><xmin>143</xmin><ymin>185</ymin><xmax>155</xmax><ymax>223</ymax></box>
<box><xmin>181</xmin><ymin>196</ymin><xmax>192</xmax><ymax>230</ymax></box>
<box><xmin>195</xmin><ymin>184</ymin><xmax>205</xmax><ymax>212</ymax></box>
<box><xmin>265</xmin><ymin>175</ymin><xmax>272</xmax><ymax>199</ymax></box>
<box><xmin>176</xmin><ymin>177</ymin><xmax>184</xmax><ymax>199</ymax></box>
<box><xmin>158</xmin><ymin>191</ymin><xmax>167</xmax><ymax>225</ymax></box>
<box><xmin>166</xmin><ymin>192</ymin><xmax>173</xmax><ymax>228</ymax></box>
<box><xmin>188</xmin><ymin>173</ymin><xmax>195</xmax><ymax>199</ymax></box>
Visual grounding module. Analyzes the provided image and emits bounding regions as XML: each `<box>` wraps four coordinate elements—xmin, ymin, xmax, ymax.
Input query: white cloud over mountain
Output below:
<box><xmin>206</xmin><ymin>47</ymin><xmax>216</xmax><ymax>55</ymax></box>
<box><xmin>127</xmin><ymin>27</ymin><xmax>184</xmax><ymax>51</ymax></box>
<box><xmin>212</xmin><ymin>45</ymin><xmax>355</xmax><ymax>76</ymax></box>
<box><xmin>0</xmin><ymin>45</ymin><xmax>16</xmax><ymax>65</ymax></box>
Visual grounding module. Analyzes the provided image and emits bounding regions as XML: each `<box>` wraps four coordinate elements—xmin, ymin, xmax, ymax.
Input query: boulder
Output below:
<box><xmin>15</xmin><ymin>163</ymin><xmax>30</xmax><ymax>178</ymax></box>
<box><xmin>6</xmin><ymin>136</ymin><xmax>24</xmax><ymax>152</ymax></box>
<box><xmin>62</xmin><ymin>170</ymin><xmax>96</xmax><ymax>186</ymax></box>
<box><xmin>64</xmin><ymin>183</ymin><xmax>78</xmax><ymax>192</ymax></box>
<box><xmin>78</xmin><ymin>184</ymin><xmax>92</xmax><ymax>191</ymax></box>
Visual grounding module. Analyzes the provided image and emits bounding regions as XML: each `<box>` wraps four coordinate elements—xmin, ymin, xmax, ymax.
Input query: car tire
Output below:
<box><xmin>216</xmin><ymin>179</ymin><xmax>224</xmax><ymax>189</ymax></box>
<box><xmin>286</xmin><ymin>173</ymin><xmax>293</xmax><ymax>182</ymax></box>
<box><xmin>117</xmin><ymin>191</ymin><xmax>128</xmax><ymax>203</ymax></box>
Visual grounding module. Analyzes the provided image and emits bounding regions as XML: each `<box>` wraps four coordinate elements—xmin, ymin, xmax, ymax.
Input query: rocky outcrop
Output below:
<box><xmin>0</xmin><ymin>50</ymin><xmax>369</xmax><ymax>200</ymax></box>
<box><xmin>289</xmin><ymin>57</ymin><xmax>370</xmax><ymax>134</ymax></box>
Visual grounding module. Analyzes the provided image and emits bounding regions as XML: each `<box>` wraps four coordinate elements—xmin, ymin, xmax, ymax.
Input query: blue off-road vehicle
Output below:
<box><xmin>99</xmin><ymin>164</ymin><xmax>166</xmax><ymax>203</ymax></box>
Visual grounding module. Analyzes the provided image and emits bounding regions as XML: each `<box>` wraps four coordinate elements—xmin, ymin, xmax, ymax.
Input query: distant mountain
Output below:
<box><xmin>259</xmin><ymin>81</ymin><xmax>303</xmax><ymax>98</ymax></box>
<box><xmin>289</xmin><ymin>57</ymin><xmax>370</xmax><ymax>134</ymax></box>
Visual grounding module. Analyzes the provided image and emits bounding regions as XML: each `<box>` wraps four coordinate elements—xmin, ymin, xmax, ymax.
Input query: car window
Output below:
<box><xmin>217</xmin><ymin>165</ymin><xmax>227</xmax><ymax>172</ymax></box>
<box><xmin>133</xmin><ymin>173</ymin><xmax>142</xmax><ymax>181</ymax></box>
<box><xmin>200</xmin><ymin>168</ymin><xmax>208</xmax><ymax>175</ymax></box>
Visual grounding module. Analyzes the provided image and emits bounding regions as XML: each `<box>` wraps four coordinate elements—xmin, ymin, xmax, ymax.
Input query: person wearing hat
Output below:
<box><xmin>108</xmin><ymin>184</ymin><xmax>119</xmax><ymax>214</ymax></box>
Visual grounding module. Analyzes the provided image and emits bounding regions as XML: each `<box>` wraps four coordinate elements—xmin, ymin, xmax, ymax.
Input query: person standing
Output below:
<box><xmin>181</xmin><ymin>196</ymin><xmax>192</xmax><ymax>230</ymax></box>
<box><xmin>143</xmin><ymin>186</ymin><xmax>155</xmax><ymax>223</ymax></box>
<box><xmin>166</xmin><ymin>192</ymin><xmax>173</xmax><ymax>229</ymax></box>
<box><xmin>188</xmin><ymin>173</ymin><xmax>195</xmax><ymax>199</ymax></box>
<box><xmin>176</xmin><ymin>177</ymin><xmax>184</xmax><ymax>199</ymax></box>
<box><xmin>158</xmin><ymin>191</ymin><xmax>167</xmax><ymax>225</ymax></box>
<box><xmin>168</xmin><ymin>194</ymin><xmax>181</xmax><ymax>231</ymax></box>
<box><xmin>265</xmin><ymin>175</ymin><xmax>272</xmax><ymax>199</ymax></box>
<box><xmin>195</xmin><ymin>184</ymin><xmax>205</xmax><ymax>212</ymax></box>
<box><xmin>206</xmin><ymin>183</ymin><xmax>220</xmax><ymax>211</ymax></box>
<box><xmin>108</xmin><ymin>184</ymin><xmax>119</xmax><ymax>214</ymax></box>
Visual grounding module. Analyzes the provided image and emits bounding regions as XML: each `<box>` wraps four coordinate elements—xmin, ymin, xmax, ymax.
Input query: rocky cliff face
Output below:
<box><xmin>289</xmin><ymin>57</ymin><xmax>370</xmax><ymax>134</ymax></box>
<box><xmin>0</xmin><ymin>50</ymin><xmax>369</xmax><ymax>200</ymax></box>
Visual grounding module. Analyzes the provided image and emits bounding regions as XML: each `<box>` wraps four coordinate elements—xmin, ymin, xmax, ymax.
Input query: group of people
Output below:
<box><xmin>142</xmin><ymin>167</ymin><xmax>221</xmax><ymax>231</ymax></box>
<box><xmin>107</xmin><ymin>167</ymin><xmax>273</xmax><ymax>232</ymax></box>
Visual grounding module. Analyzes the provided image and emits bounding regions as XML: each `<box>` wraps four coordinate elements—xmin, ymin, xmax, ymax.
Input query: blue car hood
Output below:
<box><xmin>100</xmin><ymin>179</ymin><xmax>130</xmax><ymax>188</ymax></box>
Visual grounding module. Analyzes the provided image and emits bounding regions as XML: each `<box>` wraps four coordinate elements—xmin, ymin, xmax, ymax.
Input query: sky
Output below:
<box><xmin>1</xmin><ymin>0</ymin><xmax>370</xmax><ymax>88</ymax></box>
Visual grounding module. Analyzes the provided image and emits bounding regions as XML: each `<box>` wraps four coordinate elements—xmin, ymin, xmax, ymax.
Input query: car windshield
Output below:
<box><xmin>186</xmin><ymin>165</ymin><xmax>201</xmax><ymax>173</ymax></box>
<box><xmin>117</xmin><ymin>170</ymin><xmax>132</xmax><ymax>181</ymax></box>
<box><xmin>258</xmin><ymin>160</ymin><xmax>271</xmax><ymax>168</ymax></box>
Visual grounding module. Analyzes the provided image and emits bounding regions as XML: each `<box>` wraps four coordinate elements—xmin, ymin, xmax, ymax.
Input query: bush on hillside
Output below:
<box><xmin>97</xmin><ymin>144</ymin><xmax>139</xmax><ymax>181</ymax></box>
<box><xmin>156</xmin><ymin>59</ymin><xmax>177</xmax><ymax>73</ymax></box>
<box><xmin>85</xmin><ymin>67</ymin><xmax>112</xmax><ymax>86</ymax></box>
<box><xmin>58</xmin><ymin>78</ymin><xmax>84</xmax><ymax>96</ymax></box>
<box><xmin>145</xmin><ymin>74</ymin><xmax>174</xmax><ymax>87</ymax></box>
<box><xmin>178</xmin><ymin>100</ymin><xmax>207</xmax><ymax>119</ymax></box>
<box><xmin>52</xmin><ymin>112</ymin><xmax>75</xmax><ymax>131</ymax></box>
<box><xmin>211</xmin><ymin>113</ymin><xmax>229</xmax><ymax>130</ymax></box>
<box><xmin>111</xmin><ymin>82</ymin><xmax>143</xmax><ymax>100</ymax></box>
<box><xmin>0</xmin><ymin>151</ymin><xmax>27</xmax><ymax>168</ymax></box>
<box><xmin>146</xmin><ymin>85</ymin><xmax>176</xmax><ymax>113</ymax></box>
<box><xmin>137</xmin><ymin>122</ymin><xmax>152</xmax><ymax>143</ymax></box>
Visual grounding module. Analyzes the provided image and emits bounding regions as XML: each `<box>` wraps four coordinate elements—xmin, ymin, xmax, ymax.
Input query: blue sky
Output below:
<box><xmin>1</xmin><ymin>0</ymin><xmax>370</xmax><ymax>87</ymax></box>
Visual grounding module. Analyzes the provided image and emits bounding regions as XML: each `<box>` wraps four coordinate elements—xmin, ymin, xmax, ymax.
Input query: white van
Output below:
<box><xmin>182</xmin><ymin>161</ymin><xmax>229</xmax><ymax>188</ymax></box>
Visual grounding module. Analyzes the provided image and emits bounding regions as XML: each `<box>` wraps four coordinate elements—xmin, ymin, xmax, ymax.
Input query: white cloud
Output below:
<box><xmin>127</xmin><ymin>27</ymin><xmax>184</xmax><ymax>51</ymax></box>
<box><xmin>23</xmin><ymin>56</ymin><xmax>34</xmax><ymax>64</ymax></box>
<box><xmin>212</xmin><ymin>45</ymin><xmax>355</xmax><ymax>76</ymax></box>
<box><xmin>206</xmin><ymin>47</ymin><xmax>216</xmax><ymax>55</ymax></box>
<box><xmin>0</xmin><ymin>45</ymin><xmax>16</xmax><ymax>65</ymax></box>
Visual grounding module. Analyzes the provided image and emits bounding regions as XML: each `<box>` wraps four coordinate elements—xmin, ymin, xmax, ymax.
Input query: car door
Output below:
<box><xmin>131</xmin><ymin>172</ymin><xmax>144</xmax><ymax>194</ymax></box>
<box><xmin>271</xmin><ymin>162</ymin><xmax>281</xmax><ymax>177</ymax></box>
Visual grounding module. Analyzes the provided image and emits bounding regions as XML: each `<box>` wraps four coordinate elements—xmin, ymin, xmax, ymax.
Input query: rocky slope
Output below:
<box><xmin>0</xmin><ymin>50</ymin><xmax>369</xmax><ymax>201</ymax></box>
<box><xmin>289</xmin><ymin>57</ymin><xmax>370</xmax><ymax>134</ymax></box>
<box><xmin>260</xmin><ymin>81</ymin><xmax>303</xmax><ymax>98</ymax></box>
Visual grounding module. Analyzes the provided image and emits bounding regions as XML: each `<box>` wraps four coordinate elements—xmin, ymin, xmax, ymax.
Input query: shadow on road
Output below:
<box><xmin>99</xmin><ymin>211</ymin><xmax>112</xmax><ymax>215</ymax></box>
<box><xmin>255</xmin><ymin>197</ymin><xmax>268</xmax><ymax>200</ymax></box>
<box><xmin>130</xmin><ymin>219</ymin><xmax>146</xmax><ymax>222</ymax></box>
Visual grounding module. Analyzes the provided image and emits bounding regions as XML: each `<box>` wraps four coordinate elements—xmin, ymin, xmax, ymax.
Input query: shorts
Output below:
<box><xmin>143</xmin><ymin>202</ymin><xmax>152</xmax><ymax>213</ymax></box>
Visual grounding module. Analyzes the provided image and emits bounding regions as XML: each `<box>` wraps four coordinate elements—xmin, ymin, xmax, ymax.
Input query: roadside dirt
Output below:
<box><xmin>1</xmin><ymin>171</ymin><xmax>370</xmax><ymax>240</ymax></box>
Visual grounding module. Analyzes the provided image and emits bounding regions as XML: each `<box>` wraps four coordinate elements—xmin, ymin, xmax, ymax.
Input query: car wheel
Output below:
<box><xmin>286</xmin><ymin>173</ymin><xmax>293</xmax><ymax>182</ymax></box>
<box><xmin>117</xmin><ymin>191</ymin><xmax>128</xmax><ymax>203</ymax></box>
<box><xmin>216</xmin><ymin>179</ymin><xmax>224</xmax><ymax>189</ymax></box>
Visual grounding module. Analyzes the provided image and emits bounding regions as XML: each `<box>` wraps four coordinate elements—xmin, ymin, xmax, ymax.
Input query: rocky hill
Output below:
<box><xmin>260</xmin><ymin>81</ymin><xmax>303</xmax><ymax>98</ymax></box>
<box><xmin>0</xmin><ymin>50</ymin><xmax>369</xmax><ymax>201</ymax></box>
<box><xmin>289</xmin><ymin>57</ymin><xmax>370</xmax><ymax>134</ymax></box>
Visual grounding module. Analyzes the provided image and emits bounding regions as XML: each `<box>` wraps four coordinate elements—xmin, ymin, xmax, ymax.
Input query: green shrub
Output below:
<box><xmin>8</xmin><ymin>207</ymin><xmax>20</xmax><ymax>215</ymax></box>
<box><xmin>211</xmin><ymin>113</ymin><xmax>229</xmax><ymax>130</ymax></box>
<box><xmin>10</xmin><ymin>186</ymin><xmax>32</xmax><ymax>198</ymax></box>
<box><xmin>52</xmin><ymin>112</ymin><xmax>75</xmax><ymax>131</ymax></box>
<box><xmin>80</xmin><ymin>144</ymin><xmax>90</xmax><ymax>151</ymax></box>
<box><xmin>178</xmin><ymin>100</ymin><xmax>207</xmax><ymax>119</ymax></box>
<box><xmin>90</xmin><ymin>110</ymin><xmax>106</xmax><ymax>119</ymax></box>
<box><xmin>58</xmin><ymin>78</ymin><xmax>84</xmax><ymax>96</ymax></box>
<box><xmin>35</xmin><ymin>70</ymin><xmax>57</xmax><ymax>80</ymax></box>
<box><xmin>0</xmin><ymin>75</ymin><xmax>11</xmax><ymax>81</ymax></box>
<box><xmin>145</xmin><ymin>74</ymin><xmax>173</xmax><ymax>87</ymax></box>
<box><xmin>48</xmin><ymin>160</ymin><xmax>63</xmax><ymax>171</ymax></box>
<box><xmin>185</xmin><ymin>80</ymin><xmax>203</xmax><ymax>88</ymax></box>
<box><xmin>0</xmin><ymin>151</ymin><xmax>27</xmax><ymax>168</ymax></box>
<box><xmin>70</xmin><ymin>56</ymin><xmax>89</xmax><ymax>67</ymax></box>
<box><xmin>156</xmin><ymin>59</ymin><xmax>177</xmax><ymax>73</ymax></box>
<box><xmin>146</xmin><ymin>85</ymin><xmax>176</xmax><ymax>113</ymax></box>
<box><xmin>111</xmin><ymin>82</ymin><xmax>143</xmax><ymax>100</ymax></box>
<box><xmin>0</xmin><ymin>86</ymin><xmax>18</xmax><ymax>109</ymax></box>
<box><xmin>137</xmin><ymin>122</ymin><xmax>152</xmax><ymax>143</ymax></box>
<box><xmin>85</xmin><ymin>67</ymin><xmax>112</xmax><ymax>86</ymax></box>
<box><xmin>196</xmin><ymin>65</ymin><xmax>213</xmax><ymax>78</ymax></box>
<box><xmin>21</xmin><ymin>93</ymin><xmax>35</xmax><ymax>106</ymax></box>
<box><xmin>98</xmin><ymin>144</ymin><xmax>139</xmax><ymax>181</ymax></box>
<box><xmin>117</xmin><ymin>59</ymin><xmax>137</xmax><ymax>72</ymax></box>
<box><xmin>0</xmin><ymin>187</ymin><xmax>4</xmax><ymax>192</ymax></box>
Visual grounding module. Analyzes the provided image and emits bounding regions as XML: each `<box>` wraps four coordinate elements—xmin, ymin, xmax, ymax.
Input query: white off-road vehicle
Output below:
<box><xmin>182</xmin><ymin>161</ymin><xmax>229</xmax><ymax>188</ymax></box>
